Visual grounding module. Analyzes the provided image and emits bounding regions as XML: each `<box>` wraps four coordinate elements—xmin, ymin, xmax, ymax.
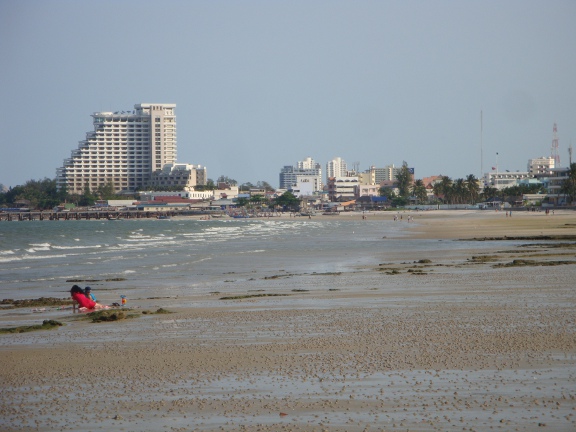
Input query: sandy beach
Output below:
<box><xmin>1</xmin><ymin>209</ymin><xmax>575</xmax><ymax>431</ymax></box>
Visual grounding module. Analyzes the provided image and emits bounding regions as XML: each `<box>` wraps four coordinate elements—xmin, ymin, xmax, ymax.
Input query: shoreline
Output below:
<box><xmin>1</xmin><ymin>210</ymin><xmax>575</xmax><ymax>431</ymax></box>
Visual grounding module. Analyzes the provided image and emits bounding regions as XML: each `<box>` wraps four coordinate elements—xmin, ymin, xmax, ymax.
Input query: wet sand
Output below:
<box><xmin>1</xmin><ymin>210</ymin><xmax>576</xmax><ymax>431</ymax></box>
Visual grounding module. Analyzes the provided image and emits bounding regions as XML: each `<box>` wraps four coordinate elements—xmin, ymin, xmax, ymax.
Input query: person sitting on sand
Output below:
<box><xmin>70</xmin><ymin>285</ymin><xmax>108</xmax><ymax>311</ymax></box>
<box><xmin>84</xmin><ymin>286</ymin><xmax>97</xmax><ymax>302</ymax></box>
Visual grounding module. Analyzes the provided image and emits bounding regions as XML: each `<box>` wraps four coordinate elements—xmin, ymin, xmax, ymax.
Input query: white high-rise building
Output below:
<box><xmin>297</xmin><ymin>157</ymin><xmax>317</xmax><ymax>170</ymax></box>
<box><xmin>279</xmin><ymin>157</ymin><xmax>322</xmax><ymax>191</ymax></box>
<box><xmin>57</xmin><ymin>103</ymin><xmax>177</xmax><ymax>194</ymax></box>
<box><xmin>326</xmin><ymin>157</ymin><xmax>347</xmax><ymax>181</ymax></box>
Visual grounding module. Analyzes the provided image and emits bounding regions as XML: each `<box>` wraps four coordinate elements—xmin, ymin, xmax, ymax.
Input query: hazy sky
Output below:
<box><xmin>1</xmin><ymin>0</ymin><xmax>575</xmax><ymax>188</ymax></box>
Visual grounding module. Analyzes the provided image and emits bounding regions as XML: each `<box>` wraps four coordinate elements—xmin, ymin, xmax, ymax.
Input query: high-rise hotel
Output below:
<box><xmin>57</xmin><ymin>103</ymin><xmax>178</xmax><ymax>194</ymax></box>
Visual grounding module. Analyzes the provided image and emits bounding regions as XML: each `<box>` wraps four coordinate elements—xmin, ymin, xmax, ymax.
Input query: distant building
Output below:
<box><xmin>56</xmin><ymin>103</ymin><xmax>206</xmax><ymax>195</ymax></box>
<box><xmin>484</xmin><ymin>171</ymin><xmax>531</xmax><ymax>189</ymax></box>
<box><xmin>546</xmin><ymin>167</ymin><xmax>570</xmax><ymax>205</ymax></box>
<box><xmin>149</xmin><ymin>163</ymin><xmax>206</xmax><ymax>190</ymax></box>
<box><xmin>279</xmin><ymin>157</ymin><xmax>322</xmax><ymax>191</ymax></box>
<box><xmin>357</xmin><ymin>184</ymin><xmax>380</xmax><ymax>197</ymax></box>
<box><xmin>372</xmin><ymin>165</ymin><xmax>400</xmax><ymax>184</ymax></box>
<box><xmin>357</xmin><ymin>171</ymin><xmax>375</xmax><ymax>185</ymax></box>
<box><xmin>327</xmin><ymin>176</ymin><xmax>359</xmax><ymax>201</ymax></box>
<box><xmin>326</xmin><ymin>157</ymin><xmax>348</xmax><ymax>182</ymax></box>
<box><xmin>528</xmin><ymin>157</ymin><xmax>555</xmax><ymax>176</ymax></box>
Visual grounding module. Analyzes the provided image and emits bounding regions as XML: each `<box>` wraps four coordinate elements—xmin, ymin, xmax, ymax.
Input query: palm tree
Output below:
<box><xmin>395</xmin><ymin>161</ymin><xmax>412</xmax><ymax>198</ymax></box>
<box><xmin>434</xmin><ymin>176</ymin><xmax>453</xmax><ymax>203</ymax></box>
<box><xmin>465</xmin><ymin>174</ymin><xmax>479</xmax><ymax>204</ymax></box>
<box><xmin>560</xmin><ymin>163</ymin><xmax>576</xmax><ymax>204</ymax></box>
<box><xmin>453</xmin><ymin>178</ymin><xmax>466</xmax><ymax>204</ymax></box>
<box><xmin>411</xmin><ymin>179</ymin><xmax>428</xmax><ymax>204</ymax></box>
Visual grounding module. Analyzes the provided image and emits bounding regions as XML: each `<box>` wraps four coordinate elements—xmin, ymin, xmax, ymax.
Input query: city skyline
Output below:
<box><xmin>1</xmin><ymin>1</ymin><xmax>575</xmax><ymax>189</ymax></box>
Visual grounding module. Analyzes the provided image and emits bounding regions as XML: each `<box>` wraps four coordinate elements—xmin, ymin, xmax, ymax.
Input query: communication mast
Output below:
<box><xmin>551</xmin><ymin>123</ymin><xmax>560</xmax><ymax>167</ymax></box>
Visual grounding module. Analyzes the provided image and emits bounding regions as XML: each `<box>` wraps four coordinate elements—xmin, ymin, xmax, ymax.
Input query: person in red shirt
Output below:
<box><xmin>70</xmin><ymin>285</ymin><xmax>108</xmax><ymax>311</ymax></box>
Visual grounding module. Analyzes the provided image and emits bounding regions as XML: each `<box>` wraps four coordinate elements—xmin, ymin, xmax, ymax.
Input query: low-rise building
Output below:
<box><xmin>528</xmin><ymin>157</ymin><xmax>555</xmax><ymax>176</ymax></box>
<box><xmin>546</xmin><ymin>167</ymin><xmax>570</xmax><ymax>205</ymax></box>
<box><xmin>149</xmin><ymin>163</ymin><xmax>207</xmax><ymax>190</ymax></box>
<box><xmin>327</xmin><ymin>176</ymin><xmax>359</xmax><ymax>201</ymax></box>
<box><xmin>483</xmin><ymin>171</ymin><xmax>532</xmax><ymax>189</ymax></box>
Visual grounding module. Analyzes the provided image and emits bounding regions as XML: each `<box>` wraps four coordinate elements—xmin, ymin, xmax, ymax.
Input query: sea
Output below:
<box><xmin>0</xmin><ymin>216</ymin><xmax>501</xmax><ymax>302</ymax></box>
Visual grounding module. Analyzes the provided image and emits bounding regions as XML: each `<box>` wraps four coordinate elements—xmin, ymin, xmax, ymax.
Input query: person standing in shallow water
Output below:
<box><xmin>70</xmin><ymin>285</ymin><xmax>108</xmax><ymax>311</ymax></box>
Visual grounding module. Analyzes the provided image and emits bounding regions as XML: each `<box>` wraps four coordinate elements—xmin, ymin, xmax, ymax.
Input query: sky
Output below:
<box><xmin>1</xmin><ymin>0</ymin><xmax>575</xmax><ymax>189</ymax></box>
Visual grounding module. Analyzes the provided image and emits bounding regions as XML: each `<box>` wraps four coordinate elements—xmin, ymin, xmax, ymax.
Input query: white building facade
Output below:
<box><xmin>327</xmin><ymin>176</ymin><xmax>359</xmax><ymax>201</ymax></box>
<box><xmin>326</xmin><ymin>157</ymin><xmax>348</xmax><ymax>182</ymax></box>
<box><xmin>528</xmin><ymin>157</ymin><xmax>555</xmax><ymax>176</ymax></box>
<box><xmin>57</xmin><ymin>103</ymin><xmax>177</xmax><ymax>194</ymax></box>
<box><xmin>279</xmin><ymin>157</ymin><xmax>322</xmax><ymax>191</ymax></box>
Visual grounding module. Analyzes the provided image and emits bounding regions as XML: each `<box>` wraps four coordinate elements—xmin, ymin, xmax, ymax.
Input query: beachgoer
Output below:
<box><xmin>85</xmin><ymin>286</ymin><xmax>97</xmax><ymax>302</ymax></box>
<box><xmin>70</xmin><ymin>285</ymin><xmax>108</xmax><ymax>311</ymax></box>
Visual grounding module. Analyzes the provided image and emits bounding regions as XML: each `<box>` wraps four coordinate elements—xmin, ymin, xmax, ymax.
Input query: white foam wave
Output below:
<box><xmin>30</xmin><ymin>243</ymin><xmax>51</xmax><ymax>247</ymax></box>
<box><xmin>25</xmin><ymin>246</ymin><xmax>51</xmax><ymax>253</ymax></box>
<box><xmin>52</xmin><ymin>245</ymin><xmax>102</xmax><ymax>250</ymax></box>
<box><xmin>23</xmin><ymin>254</ymin><xmax>68</xmax><ymax>260</ymax></box>
<box><xmin>123</xmin><ymin>270</ymin><xmax>136</xmax><ymax>274</ymax></box>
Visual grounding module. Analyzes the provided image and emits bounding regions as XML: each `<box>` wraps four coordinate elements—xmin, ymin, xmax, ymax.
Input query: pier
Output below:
<box><xmin>0</xmin><ymin>209</ymin><xmax>223</xmax><ymax>222</ymax></box>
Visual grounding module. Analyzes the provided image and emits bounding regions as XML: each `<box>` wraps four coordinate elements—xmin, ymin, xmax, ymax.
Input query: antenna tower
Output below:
<box><xmin>551</xmin><ymin>123</ymin><xmax>560</xmax><ymax>167</ymax></box>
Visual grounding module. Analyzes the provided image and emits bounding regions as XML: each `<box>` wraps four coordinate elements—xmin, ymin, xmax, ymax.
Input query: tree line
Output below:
<box><xmin>0</xmin><ymin>176</ymin><xmax>279</xmax><ymax>210</ymax></box>
<box><xmin>381</xmin><ymin>162</ymin><xmax>576</xmax><ymax>207</ymax></box>
<box><xmin>2</xmin><ymin>163</ymin><xmax>575</xmax><ymax>210</ymax></box>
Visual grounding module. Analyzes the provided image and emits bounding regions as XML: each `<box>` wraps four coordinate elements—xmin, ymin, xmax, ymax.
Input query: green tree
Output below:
<box><xmin>274</xmin><ymin>191</ymin><xmax>300</xmax><ymax>210</ymax></box>
<box><xmin>78</xmin><ymin>185</ymin><xmax>97</xmax><ymax>207</ymax></box>
<box><xmin>379</xmin><ymin>187</ymin><xmax>395</xmax><ymax>199</ymax></box>
<box><xmin>0</xmin><ymin>178</ymin><xmax>63</xmax><ymax>209</ymax></box>
<box><xmin>96</xmin><ymin>181</ymin><xmax>119</xmax><ymax>200</ymax></box>
<box><xmin>452</xmin><ymin>178</ymin><xmax>466</xmax><ymax>204</ymax></box>
<box><xmin>216</xmin><ymin>175</ymin><xmax>237</xmax><ymax>186</ymax></box>
<box><xmin>433</xmin><ymin>176</ymin><xmax>453</xmax><ymax>203</ymax></box>
<box><xmin>205</xmin><ymin>179</ymin><xmax>216</xmax><ymax>190</ymax></box>
<box><xmin>235</xmin><ymin>197</ymin><xmax>249</xmax><ymax>207</ymax></box>
<box><xmin>560</xmin><ymin>163</ymin><xmax>576</xmax><ymax>204</ymax></box>
<box><xmin>256</xmin><ymin>181</ymin><xmax>275</xmax><ymax>192</ymax></box>
<box><xmin>239</xmin><ymin>182</ymin><xmax>254</xmax><ymax>192</ymax></box>
<box><xmin>395</xmin><ymin>161</ymin><xmax>412</xmax><ymax>198</ymax></box>
<box><xmin>411</xmin><ymin>179</ymin><xmax>428</xmax><ymax>203</ymax></box>
<box><xmin>250</xmin><ymin>194</ymin><xmax>266</xmax><ymax>206</ymax></box>
<box><xmin>481</xmin><ymin>185</ymin><xmax>500</xmax><ymax>201</ymax></box>
<box><xmin>465</xmin><ymin>174</ymin><xmax>480</xmax><ymax>204</ymax></box>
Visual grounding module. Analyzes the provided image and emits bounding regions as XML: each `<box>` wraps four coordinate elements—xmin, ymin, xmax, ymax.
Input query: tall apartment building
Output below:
<box><xmin>279</xmin><ymin>157</ymin><xmax>322</xmax><ymax>191</ymax></box>
<box><xmin>57</xmin><ymin>103</ymin><xmax>177</xmax><ymax>194</ymax></box>
<box><xmin>326</xmin><ymin>157</ymin><xmax>347</xmax><ymax>182</ymax></box>
<box><xmin>370</xmin><ymin>165</ymin><xmax>399</xmax><ymax>184</ymax></box>
<box><xmin>297</xmin><ymin>157</ymin><xmax>317</xmax><ymax>170</ymax></box>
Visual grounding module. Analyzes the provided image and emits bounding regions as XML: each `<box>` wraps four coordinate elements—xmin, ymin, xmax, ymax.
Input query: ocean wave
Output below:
<box><xmin>25</xmin><ymin>246</ymin><xmax>51</xmax><ymax>253</ymax></box>
<box><xmin>0</xmin><ymin>250</ymin><xmax>16</xmax><ymax>255</ymax></box>
<box><xmin>123</xmin><ymin>236</ymin><xmax>175</xmax><ymax>242</ymax></box>
<box><xmin>29</xmin><ymin>243</ymin><xmax>51</xmax><ymax>247</ymax></box>
<box><xmin>22</xmin><ymin>254</ymin><xmax>68</xmax><ymax>260</ymax></box>
<box><xmin>52</xmin><ymin>245</ymin><xmax>102</xmax><ymax>250</ymax></box>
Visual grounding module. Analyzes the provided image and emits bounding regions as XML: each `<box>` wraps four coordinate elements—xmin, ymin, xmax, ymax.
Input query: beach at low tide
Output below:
<box><xmin>1</xmin><ymin>210</ymin><xmax>576</xmax><ymax>431</ymax></box>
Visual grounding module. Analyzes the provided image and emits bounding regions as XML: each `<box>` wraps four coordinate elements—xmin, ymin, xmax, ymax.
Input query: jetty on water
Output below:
<box><xmin>0</xmin><ymin>209</ymin><xmax>222</xmax><ymax>222</ymax></box>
